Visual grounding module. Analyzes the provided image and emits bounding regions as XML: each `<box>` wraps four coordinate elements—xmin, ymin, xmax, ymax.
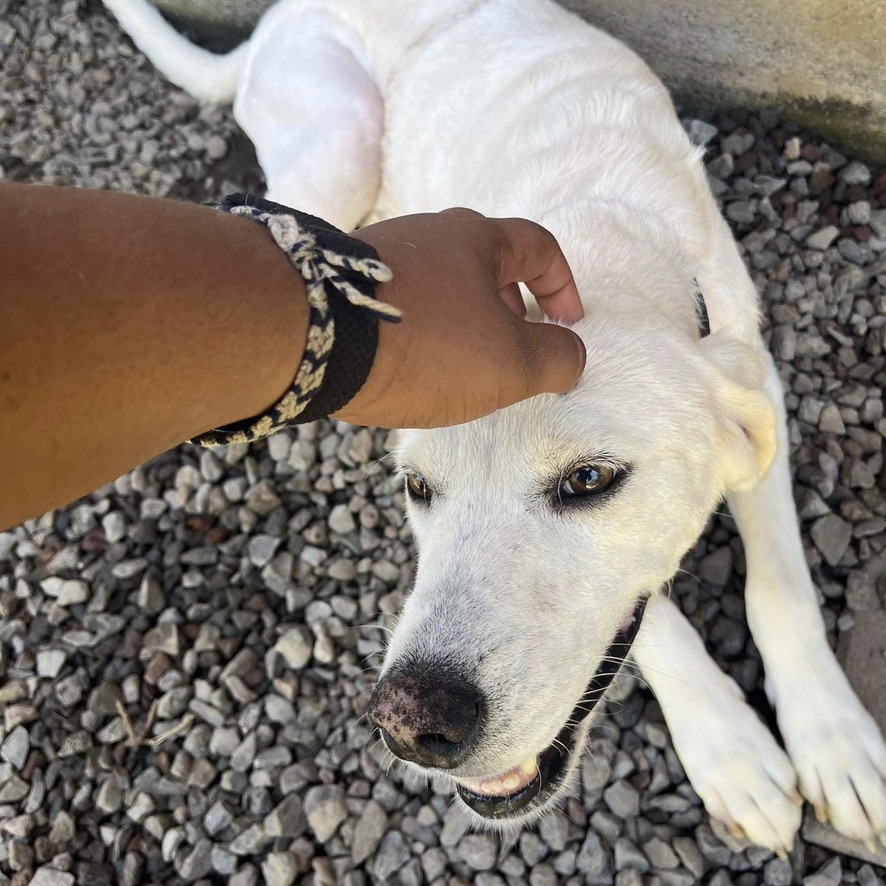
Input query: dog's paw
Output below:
<box><xmin>772</xmin><ymin>658</ymin><xmax>886</xmax><ymax>849</ymax></box>
<box><xmin>662</xmin><ymin>669</ymin><xmax>802</xmax><ymax>856</ymax></box>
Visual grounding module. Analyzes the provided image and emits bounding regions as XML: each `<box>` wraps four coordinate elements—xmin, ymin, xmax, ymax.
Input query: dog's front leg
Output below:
<box><xmin>728</xmin><ymin>353</ymin><xmax>886</xmax><ymax>847</ymax></box>
<box><xmin>631</xmin><ymin>591</ymin><xmax>802</xmax><ymax>854</ymax></box>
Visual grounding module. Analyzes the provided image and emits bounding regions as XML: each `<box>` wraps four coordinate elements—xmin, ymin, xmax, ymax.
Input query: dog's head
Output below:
<box><xmin>367</xmin><ymin>307</ymin><xmax>776</xmax><ymax>825</ymax></box>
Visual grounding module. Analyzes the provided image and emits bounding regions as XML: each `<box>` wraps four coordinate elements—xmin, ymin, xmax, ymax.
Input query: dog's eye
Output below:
<box><xmin>561</xmin><ymin>465</ymin><xmax>616</xmax><ymax>497</ymax></box>
<box><xmin>405</xmin><ymin>472</ymin><xmax>432</xmax><ymax>502</ymax></box>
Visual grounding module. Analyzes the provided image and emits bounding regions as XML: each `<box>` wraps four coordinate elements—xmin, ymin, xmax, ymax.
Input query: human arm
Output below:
<box><xmin>0</xmin><ymin>184</ymin><xmax>584</xmax><ymax>528</ymax></box>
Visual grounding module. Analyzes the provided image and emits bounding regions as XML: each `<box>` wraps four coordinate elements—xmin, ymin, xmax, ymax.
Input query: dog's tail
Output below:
<box><xmin>102</xmin><ymin>0</ymin><xmax>248</xmax><ymax>104</ymax></box>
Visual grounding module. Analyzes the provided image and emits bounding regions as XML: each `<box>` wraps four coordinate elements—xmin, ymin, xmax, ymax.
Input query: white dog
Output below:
<box><xmin>104</xmin><ymin>0</ymin><xmax>886</xmax><ymax>855</ymax></box>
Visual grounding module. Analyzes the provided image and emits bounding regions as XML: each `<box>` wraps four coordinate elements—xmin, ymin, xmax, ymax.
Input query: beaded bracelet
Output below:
<box><xmin>192</xmin><ymin>194</ymin><xmax>401</xmax><ymax>448</ymax></box>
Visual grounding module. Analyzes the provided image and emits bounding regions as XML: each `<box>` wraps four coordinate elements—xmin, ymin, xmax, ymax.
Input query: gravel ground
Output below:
<box><xmin>1</xmin><ymin>1</ymin><xmax>885</xmax><ymax>885</ymax></box>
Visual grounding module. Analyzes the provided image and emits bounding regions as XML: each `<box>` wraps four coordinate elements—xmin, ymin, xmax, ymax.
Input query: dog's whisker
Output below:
<box><xmin>674</xmin><ymin>567</ymin><xmax>701</xmax><ymax>585</ymax></box>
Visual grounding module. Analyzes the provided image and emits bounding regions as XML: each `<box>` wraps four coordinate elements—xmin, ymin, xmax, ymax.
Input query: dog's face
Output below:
<box><xmin>368</xmin><ymin>313</ymin><xmax>776</xmax><ymax>825</ymax></box>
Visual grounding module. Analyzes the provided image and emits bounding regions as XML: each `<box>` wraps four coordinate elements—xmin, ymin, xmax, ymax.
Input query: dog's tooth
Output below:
<box><xmin>459</xmin><ymin>776</ymin><xmax>486</xmax><ymax>793</ymax></box>
<box><xmin>501</xmin><ymin>772</ymin><xmax>521</xmax><ymax>791</ymax></box>
<box><xmin>458</xmin><ymin>758</ymin><xmax>539</xmax><ymax>798</ymax></box>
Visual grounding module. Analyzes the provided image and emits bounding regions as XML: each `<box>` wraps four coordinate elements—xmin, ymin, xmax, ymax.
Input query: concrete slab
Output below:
<box><xmin>801</xmin><ymin>811</ymin><xmax>886</xmax><ymax>867</ymax></box>
<box><xmin>838</xmin><ymin>609</ymin><xmax>886</xmax><ymax>736</ymax></box>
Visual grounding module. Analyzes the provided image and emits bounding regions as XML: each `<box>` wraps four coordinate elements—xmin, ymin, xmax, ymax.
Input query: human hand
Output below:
<box><xmin>335</xmin><ymin>208</ymin><xmax>586</xmax><ymax>428</ymax></box>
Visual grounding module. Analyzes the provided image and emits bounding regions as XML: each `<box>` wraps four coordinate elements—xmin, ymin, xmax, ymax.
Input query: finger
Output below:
<box><xmin>513</xmin><ymin>322</ymin><xmax>586</xmax><ymax>398</ymax></box>
<box><xmin>499</xmin><ymin>282</ymin><xmax>528</xmax><ymax>318</ymax></box>
<box><xmin>494</xmin><ymin>217</ymin><xmax>584</xmax><ymax>323</ymax></box>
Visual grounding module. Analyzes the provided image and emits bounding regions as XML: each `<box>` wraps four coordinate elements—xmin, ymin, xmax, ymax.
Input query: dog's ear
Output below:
<box><xmin>701</xmin><ymin>334</ymin><xmax>777</xmax><ymax>493</ymax></box>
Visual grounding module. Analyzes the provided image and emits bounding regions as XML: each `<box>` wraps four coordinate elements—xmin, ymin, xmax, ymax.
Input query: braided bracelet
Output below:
<box><xmin>192</xmin><ymin>194</ymin><xmax>401</xmax><ymax>448</ymax></box>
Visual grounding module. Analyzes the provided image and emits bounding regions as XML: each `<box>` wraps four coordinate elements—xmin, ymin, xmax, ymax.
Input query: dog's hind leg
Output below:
<box><xmin>728</xmin><ymin>353</ymin><xmax>886</xmax><ymax>847</ymax></box>
<box><xmin>234</xmin><ymin>7</ymin><xmax>382</xmax><ymax>231</ymax></box>
<box><xmin>632</xmin><ymin>591</ymin><xmax>802</xmax><ymax>855</ymax></box>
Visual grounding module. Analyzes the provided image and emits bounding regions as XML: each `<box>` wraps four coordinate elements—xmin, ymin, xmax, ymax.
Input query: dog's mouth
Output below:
<box><xmin>454</xmin><ymin>598</ymin><xmax>647</xmax><ymax>819</ymax></box>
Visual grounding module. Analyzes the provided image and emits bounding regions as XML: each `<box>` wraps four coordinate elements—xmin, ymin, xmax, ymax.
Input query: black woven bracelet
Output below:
<box><xmin>192</xmin><ymin>194</ymin><xmax>401</xmax><ymax>448</ymax></box>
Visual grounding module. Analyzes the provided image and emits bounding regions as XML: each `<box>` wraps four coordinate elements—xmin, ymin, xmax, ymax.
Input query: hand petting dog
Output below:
<box><xmin>341</xmin><ymin>208</ymin><xmax>587</xmax><ymax>428</ymax></box>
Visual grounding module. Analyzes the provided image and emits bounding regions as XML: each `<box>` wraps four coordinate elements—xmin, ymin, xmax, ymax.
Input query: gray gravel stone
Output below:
<box><xmin>806</xmin><ymin>225</ymin><xmax>840</xmax><ymax>250</ymax></box>
<box><xmin>615</xmin><ymin>837</ymin><xmax>649</xmax><ymax>873</ymax></box>
<box><xmin>328</xmin><ymin>503</ymin><xmax>357</xmax><ymax>534</ymax></box>
<box><xmin>0</xmin><ymin>726</ymin><xmax>30</xmax><ymax>770</ymax></box>
<box><xmin>274</xmin><ymin>626</ymin><xmax>313</xmax><ymax>669</ymax></box>
<box><xmin>459</xmin><ymin>833</ymin><xmax>498</xmax><ymax>870</ymax></box>
<box><xmin>371</xmin><ymin>830</ymin><xmax>412</xmax><ymax>881</ymax></box>
<box><xmin>29</xmin><ymin>870</ymin><xmax>75</xmax><ymax>886</ymax></box>
<box><xmin>697</xmin><ymin>547</ymin><xmax>733</xmax><ymax>585</ymax></box>
<box><xmin>351</xmin><ymin>799</ymin><xmax>388</xmax><ymax>864</ymax></box>
<box><xmin>577</xmin><ymin>830</ymin><xmax>612</xmax><ymax>880</ymax></box>
<box><xmin>265</xmin><ymin>793</ymin><xmax>308</xmax><ymax>838</ymax></box>
<box><xmin>644</xmin><ymin>836</ymin><xmax>679</xmax><ymax>868</ymax></box>
<box><xmin>229</xmin><ymin>823</ymin><xmax>271</xmax><ymax>856</ymax></box>
<box><xmin>810</xmin><ymin>513</ymin><xmax>853</xmax><ymax>565</ymax></box>
<box><xmin>56</xmin><ymin>578</ymin><xmax>90</xmax><ymax>606</ymax></box>
<box><xmin>248</xmin><ymin>533</ymin><xmax>280</xmax><ymax>567</ymax></box>
<box><xmin>304</xmin><ymin>784</ymin><xmax>347</xmax><ymax>842</ymax></box>
<box><xmin>210</xmin><ymin>846</ymin><xmax>238</xmax><ymax>876</ymax></box>
<box><xmin>226</xmin><ymin>865</ymin><xmax>259</xmax><ymax>886</ymax></box>
<box><xmin>696</xmin><ymin>823</ymin><xmax>731</xmax><ymax>865</ymax></box>
<box><xmin>603</xmin><ymin>779</ymin><xmax>641</xmax><ymax>818</ymax></box>
<box><xmin>764</xmin><ymin>857</ymin><xmax>793</xmax><ymax>885</ymax></box>
<box><xmin>819</xmin><ymin>402</ymin><xmax>846</xmax><ymax>433</ymax></box>
<box><xmin>142</xmin><ymin>623</ymin><xmax>181</xmax><ymax>656</ymax></box>
<box><xmin>177</xmin><ymin>838</ymin><xmax>213</xmax><ymax>881</ymax></box>
<box><xmin>672</xmin><ymin>836</ymin><xmax>705</xmax><ymax>878</ymax></box>
<box><xmin>261</xmin><ymin>852</ymin><xmax>299</xmax><ymax>886</ymax></box>
<box><xmin>96</xmin><ymin>777</ymin><xmax>124</xmax><ymax>814</ymax></box>
<box><xmin>35</xmin><ymin>647</ymin><xmax>66</xmax><ymax>678</ymax></box>
<box><xmin>265</xmin><ymin>694</ymin><xmax>296</xmax><ymax>724</ymax></box>
<box><xmin>840</xmin><ymin>160</ymin><xmax>871</xmax><ymax>185</ymax></box>
<box><xmin>804</xmin><ymin>857</ymin><xmax>842</xmax><ymax>885</ymax></box>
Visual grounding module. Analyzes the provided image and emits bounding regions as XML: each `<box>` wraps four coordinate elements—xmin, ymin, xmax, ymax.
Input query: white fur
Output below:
<box><xmin>105</xmin><ymin>0</ymin><xmax>886</xmax><ymax>852</ymax></box>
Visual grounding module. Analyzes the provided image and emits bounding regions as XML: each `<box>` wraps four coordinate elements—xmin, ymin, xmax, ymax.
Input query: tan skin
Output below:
<box><xmin>0</xmin><ymin>183</ymin><xmax>585</xmax><ymax>530</ymax></box>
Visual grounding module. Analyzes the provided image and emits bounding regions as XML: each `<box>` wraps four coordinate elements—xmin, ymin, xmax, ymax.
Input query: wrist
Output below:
<box><xmin>192</xmin><ymin>196</ymin><xmax>399</xmax><ymax>447</ymax></box>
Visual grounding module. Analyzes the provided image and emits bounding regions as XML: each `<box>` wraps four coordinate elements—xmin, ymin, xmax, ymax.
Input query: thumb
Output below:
<box><xmin>516</xmin><ymin>323</ymin><xmax>586</xmax><ymax>398</ymax></box>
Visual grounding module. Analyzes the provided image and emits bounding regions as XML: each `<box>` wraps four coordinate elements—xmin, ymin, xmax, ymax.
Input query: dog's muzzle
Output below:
<box><xmin>369</xmin><ymin>599</ymin><xmax>647</xmax><ymax>821</ymax></box>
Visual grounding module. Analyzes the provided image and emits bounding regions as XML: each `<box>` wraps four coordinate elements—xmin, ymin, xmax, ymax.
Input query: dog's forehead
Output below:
<box><xmin>399</xmin><ymin>395</ymin><xmax>572</xmax><ymax>479</ymax></box>
<box><xmin>398</xmin><ymin>336</ymin><xmax>714</xmax><ymax>486</ymax></box>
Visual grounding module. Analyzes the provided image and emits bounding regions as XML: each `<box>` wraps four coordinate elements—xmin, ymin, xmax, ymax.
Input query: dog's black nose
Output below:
<box><xmin>367</xmin><ymin>669</ymin><xmax>482</xmax><ymax>768</ymax></box>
